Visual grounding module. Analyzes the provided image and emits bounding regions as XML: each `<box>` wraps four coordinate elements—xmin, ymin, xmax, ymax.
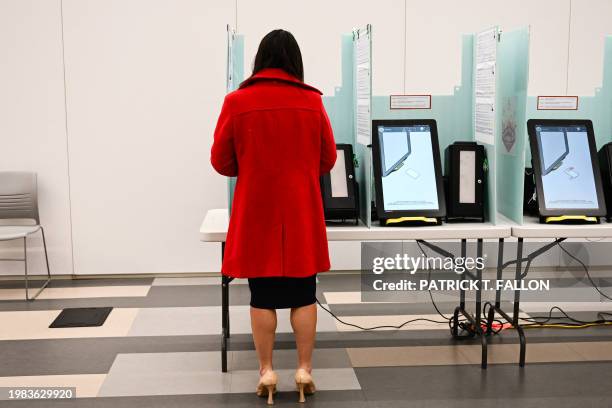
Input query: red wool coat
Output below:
<box><xmin>211</xmin><ymin>68</ymin><xmax>337</xmax><ymax>278</ymax></box>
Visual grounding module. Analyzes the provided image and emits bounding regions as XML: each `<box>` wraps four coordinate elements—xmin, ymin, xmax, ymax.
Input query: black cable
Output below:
<box><xmin>519</xmin><ymin>305</ymin><xmax>594</xmax><ymax>325</ymax></box>
<box><xmin>415</xmin><ymin>240</ymin><xmax>452</xmax><ymax>322</ymax></box>
<box><xmin>414</xmin><ymin>241</ymin><xmax>492</xmax><ymax>338</ymax></box>
<box><xmin>315</xmin><ymin>298</ymin><xmax>448</xmax><ymax>330</ymax></box>
<box><xmin>316</xmin><ymin>241</ymin><xmax>612</xmax><ymax>332</ymax></box>
<box><xmin>557</xmin><ymin>241</ymin><xmax>612</xmax><ymax>302</ymax></box>
<box><xmin>482</xmin><ymin>302</ymin><xmax>506</xmax><ymax>335</ymax></box>
<box><xmin>512</xmin><ymin>240</ymin><xmax>612</xmax><ymax>328</ymax></box>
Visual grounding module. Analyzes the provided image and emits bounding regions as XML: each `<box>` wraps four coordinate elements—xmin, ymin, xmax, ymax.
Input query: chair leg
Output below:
<box><xmin>41</xmin><ymin>227</ymin><xmax>51</xmax><ymax>279</ymax></box>
<box><xmin>28</xmin><ymin>227</ymin><xmax>52</xmax><ymax>301</ymax></box>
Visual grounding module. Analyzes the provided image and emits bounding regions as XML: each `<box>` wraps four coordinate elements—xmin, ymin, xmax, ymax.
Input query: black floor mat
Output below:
<box><xmin>49</xmin><ymin>307</ymin><xmax>113</xmax><ymax>328</ymax></box>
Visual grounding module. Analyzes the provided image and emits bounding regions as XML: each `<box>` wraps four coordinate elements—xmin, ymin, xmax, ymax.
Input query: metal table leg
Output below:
<box><xmin>475</xmin><ymin>238</ymin><xmax>487</xmax><ymax>368</ymax></box>
<box><xmin>452</xmin><ymin>239</ymin><xmax>467</xmax><ymax>338</ymax></box>
<box><xmin>488</xmin><ymin>237</ymin><xmax>563</xmax><ymax>368</ymax></box>
<box><xmin>220</xmin><ymin>242</ymin><xmax>234</xmax><ymax>373</ymax></box>
<box><xmin>420</xmin><ymin>238</ymin><xmax>488</xmax><ymax>368</ymax></box>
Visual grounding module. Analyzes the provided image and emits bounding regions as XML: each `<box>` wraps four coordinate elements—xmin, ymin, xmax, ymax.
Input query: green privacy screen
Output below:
<box><xmin>226</xmin><ymin>28</ymin><xmax>243</xmax><ymax>212</ymax></box>
<box><xmin>494</xmin><ymin>27</ymin><xmax>530</xmax><ymax>224</ymax></box>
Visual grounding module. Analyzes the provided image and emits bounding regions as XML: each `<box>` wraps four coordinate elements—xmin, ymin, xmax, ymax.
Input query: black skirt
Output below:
<box><xmin>248</xmin><ymin>274</ymin><xmax>317</xmax><ymax>309</ymax></box>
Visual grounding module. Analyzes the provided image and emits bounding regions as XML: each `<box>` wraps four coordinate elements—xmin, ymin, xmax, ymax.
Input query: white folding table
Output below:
<box><xmin>200</xmin><ymin>208</ymin><xmax>512</xmax><ymax>372</ymax></box>
<box><xmin>486</xmin><ymin>217</ymin><xmax>612</xmax><ymax>367</ymax></box>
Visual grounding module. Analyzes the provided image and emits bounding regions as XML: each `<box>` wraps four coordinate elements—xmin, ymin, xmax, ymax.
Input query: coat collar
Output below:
<box><xmin>239</xmin><ymin>68</ymin><xmax>322</xmax><ymax>95</ymax></box>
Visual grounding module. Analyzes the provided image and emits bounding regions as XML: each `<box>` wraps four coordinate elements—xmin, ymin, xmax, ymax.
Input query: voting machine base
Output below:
<box><xmin>380</xmin><ymin>217</ymin><xmax>442</xmax><ymax>226</ymax></box>
<box><xmin>540</xmin><ymin>215</ymin><xmax>600</xmax><ymax>224</ymax></box>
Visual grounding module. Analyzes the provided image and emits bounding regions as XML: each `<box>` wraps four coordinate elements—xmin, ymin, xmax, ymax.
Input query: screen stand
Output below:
<box><xmin>381</xmin><ymin>216</ymin><xmax>441</xmax><ymax>226</ymax></box>
<box><xmin>540</xmin><ymin>215</ymin><xmax>599</xmax><ymax>224</ymax></box>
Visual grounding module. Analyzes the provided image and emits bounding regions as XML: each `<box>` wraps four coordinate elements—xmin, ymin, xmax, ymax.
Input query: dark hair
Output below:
<box><xmin>252</xmin><ymin>29</ymin><xmax>304</xmax><ymax>81</ymax></box>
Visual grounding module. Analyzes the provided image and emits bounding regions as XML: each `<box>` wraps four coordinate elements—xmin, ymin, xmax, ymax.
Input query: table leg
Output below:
<box><xmin>475</xmin><ymin>239</ymin><xmax>483</xmax><ymax>327</ymax></box>
<box><xmin>513</xmin><ymin>238</ymin><xmax>523</xmax><ymax>327</ymax></box>
<box><xmin>475</xmin><ymin>239</ymin><xmax>487</xmax><ymax>369</ymax></box>
<box><xmin>221</xmin><ymin>242</ymin><xmax>229</xmax><ymax>373</ymax></box>
<box><xmin>486</xmin><ymin>238</ymin><xmax>504</xmax><ymax>334</ymax></box>
<box><xmin>460</xmin><ymin>239</ymin><xmax>467</xmax><ymax>310</ymax></box>
<box><xmin>513</xmin><ymin>238</ymin><xmax>526</xmax><ymax>367</ymax></box>
<box><xmin>452</xmin><ymin>239</ymin><xmax>468</xmax><ymax>338</ymax></box>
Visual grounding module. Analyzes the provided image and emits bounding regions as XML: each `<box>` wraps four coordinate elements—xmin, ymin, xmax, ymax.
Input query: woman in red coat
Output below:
<box><xmin>211</xmin><ymin>29</ymin><xmax>336</xmax><ymax>404</ymax></box>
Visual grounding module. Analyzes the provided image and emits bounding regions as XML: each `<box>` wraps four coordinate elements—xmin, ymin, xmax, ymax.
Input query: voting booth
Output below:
<box><xmin>224</xmin><ymin>26</ymin><xmax>373</xmax><ymax>226</ymax></box>
<box><xmin>519</xmin><ymin>35</ymin><xmax>612</xmax><ymax>223</ymax></box>
<box><xmin>370</xmin><ymin>27</ymin><xmax>531</xmax><ymax>227</ymax></box>
<box><xmin>224</xmin><ymin>25</ymin><xmax>537</xmax><ymax>228</ymax></box>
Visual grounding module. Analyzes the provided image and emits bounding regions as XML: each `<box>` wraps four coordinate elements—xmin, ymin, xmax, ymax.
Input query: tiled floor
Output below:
<box><xmin>1</xmin><ymin>273</ymin><xmax>612</xmax><ymax>407</ymax></box>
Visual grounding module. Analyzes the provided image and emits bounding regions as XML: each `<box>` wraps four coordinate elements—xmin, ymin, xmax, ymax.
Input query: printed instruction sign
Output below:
<box><xmin>355</xmin><ymin>27</ymin><xmax>371</xmax><ymax>146</ymax></box>
<box><xmin>474</xmin><ymin>27</ymin><xmax>498</xmax><ymax>145</ymax></box>
<box><xmin>537</xmin><ymin>96</ymin><xmax>579</xmax><ymax>110</ymax></box>
<box><xmin>390</xmin><ymin>95</ymin><xmax>432</xmax><ymax>109</ymax></box>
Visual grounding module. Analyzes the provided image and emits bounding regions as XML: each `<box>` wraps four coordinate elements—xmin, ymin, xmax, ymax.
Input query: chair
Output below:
<box><xmin>0</xmin><ymin>172</ymin><xmax>51</xmax><ymax>300</ymax></box>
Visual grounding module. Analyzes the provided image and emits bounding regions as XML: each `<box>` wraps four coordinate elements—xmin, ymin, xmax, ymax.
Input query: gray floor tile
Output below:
<box><xmin>230</xmin><ymin>348</ymin><xmax>352</xmax><ymax>370</ymax></box>
<box><xmin>2</xmin><ymin>391</ymin><xmax>368</xmax><ymax>408</ymax></box>
<box><xmin>0</xmin><ymin>278</ymin><xmax>153</xmax><ymax>289</ymax></box>
<box><xmin>230</xmin><ymin>368</ymin><xmax>360</xmax><ymax>393</ymax></box>
<box><xmin>153</xmin><ymin>277</ymin><xmax>248</xmax><ymax>286</ymax></box>
<box><xmin>0</xmin><ymin>284</ymin><xmax>251</xmax><ymax>311</ymax></box>
<box><xmin>98</xmin><ymin>352</ymin><xmax>230</xmax><ymax>397</ymax></box>
<box><xmin>98</xmin><ymin>351</ymin><xmax>359</xmax><ymax>397</ymax></box>
<box><xmin>128</xmin><ymin>305</ymin><xmax>337</xmax><ymax>337</ymax></box>
<box><xmin>356</xmin><ymin>362</ymin><xmax>612</xmax><ymax>401</ymax></box>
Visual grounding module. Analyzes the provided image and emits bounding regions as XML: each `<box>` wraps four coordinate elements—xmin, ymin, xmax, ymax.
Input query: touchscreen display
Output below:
<box><xmin>377</xmin><ymin>124</ymin><xmax>439</xmax><ymax>211</ymax></box>
<box><xmin>535</xmin><ymin>124</ymin><xmax>599</xmax><ymax>209</ymax></box>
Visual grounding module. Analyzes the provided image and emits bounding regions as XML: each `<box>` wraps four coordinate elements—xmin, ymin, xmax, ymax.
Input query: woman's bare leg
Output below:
<box><xmin>250</xmin><ymin>307</ymin><xmax>277</xmax><ymax>374</ymax></box>
<box><xmin>290</xmin><ymin>303</ymin><xmax>317</xmax><ymax>372</ymax></box>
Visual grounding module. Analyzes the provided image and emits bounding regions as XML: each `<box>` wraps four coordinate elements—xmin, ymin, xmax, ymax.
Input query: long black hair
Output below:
<box><xmin>252</xmin><ymin>29</ymin><xmax>304</xmax><ymax>81</ymax></box>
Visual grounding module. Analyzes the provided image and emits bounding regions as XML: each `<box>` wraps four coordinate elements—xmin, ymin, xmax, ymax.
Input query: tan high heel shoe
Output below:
<box><xmin>256</xmin><ymin>370</ymin><xmax>278</xmax><ymax>405</ymax></box>
<box><xmin>295</xmin><ymin>368</ymin><xmax>316</xmax><ymax>403</ymax></box>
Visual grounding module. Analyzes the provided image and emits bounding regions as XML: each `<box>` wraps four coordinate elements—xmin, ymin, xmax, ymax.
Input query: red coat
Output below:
<box><xmin>211</xmin><ymin>68</ymin><xmax>337</xmax><ymax>278</ymax></box>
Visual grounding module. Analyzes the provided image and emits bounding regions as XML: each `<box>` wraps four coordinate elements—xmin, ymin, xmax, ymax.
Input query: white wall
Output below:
<box><xmin>0</xmin><ymin>0</ymin><xmax>73</xmax><ymax>276</ymax></box>
<box><xmin>568</xmin><ymin>0</ymin><xmax>612</xmax><ymax>95</ymax></box>
<box><xmin>61</xmin><ymin>0</ymin><xmax>233</xmax><ymax>274</ymax></box>
<box><xmin>1</xmin><ymin>0</ymin><xmax>610</xmax><ymax>275</ymax></box>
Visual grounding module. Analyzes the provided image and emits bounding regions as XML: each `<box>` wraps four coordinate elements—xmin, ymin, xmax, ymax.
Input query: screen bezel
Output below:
<box><xmin>372</xmin><ymin>119</ymin><xmax>446</xmax><ymax>219</ymax></box>
<box><xmin>527</xmin><ymin>119</ymin><xmax>606</xmax><ymax>217</ymax></box>
<box><xmin>321</xmin><ymin>144</ymin><xmax>356</xmax><ymax>210</ymax></box>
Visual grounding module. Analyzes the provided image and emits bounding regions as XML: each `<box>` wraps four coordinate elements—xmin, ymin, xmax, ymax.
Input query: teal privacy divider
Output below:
<box><xmin>494</xmin><ymin>27</ymin><xmax>530</xmax><ymax>224</ymax></box>
<box><xmin>525</xmin><ymin>35</ymin><xmax>612</xmax><ymax>158</ymax></box>
<box><xmin>323</xmin><ymin>30</ymin><xmax>371</xmax><ymax>226</ymax></box>
<box><xmin>323</xmin><ymin>32</ymin><xmax>372</xmax><ymax>226</ymax></box>
<box><xmin>226</xmin><ymin>27</ymin><xmax>244</xmax><ymax>212</ymax></box>
<box><xmin>225</xmin><ymin>30</ymin><xmax>371</xmax><ymax>226</ymax></box>
<box><xmin>371</xmin><ymin>35</ymin><xmax>502</xmax><ymax>222</ymax></box>
<box><xmin>352</xmin><ymin>27</ymin><xmax>373</xmax><ymax>226</ymax></box>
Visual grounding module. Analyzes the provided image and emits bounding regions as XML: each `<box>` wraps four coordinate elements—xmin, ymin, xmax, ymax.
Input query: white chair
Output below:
<box><xmin>0</xmin><ymin>172</ymin><xmax>51</xmax><ymax>300</ymax></box>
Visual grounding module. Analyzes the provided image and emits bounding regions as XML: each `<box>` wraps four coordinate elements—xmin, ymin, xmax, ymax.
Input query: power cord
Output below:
<box><xmin>314</xmin><ymin>240</ymin><xmax>453</xmax><ymax>331</ymax></box>
<box><xmin>315</xmin><ymin>298</ymin><xmax>448</xmax><ymax>330</ymax></box>
<box><xmin>316</xmin><ymin>241</ymin><xmax>612</xmax><ymax>332</ymax></box>
<box><xmin>557</xmin><ymin>241</ymin><xmax>612</xmax><ymax>301</ymax></box>
<box><xmin>507</xmin><ymin>242</ymin><xmax>612</xmax><ymax>330</ymax></box>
